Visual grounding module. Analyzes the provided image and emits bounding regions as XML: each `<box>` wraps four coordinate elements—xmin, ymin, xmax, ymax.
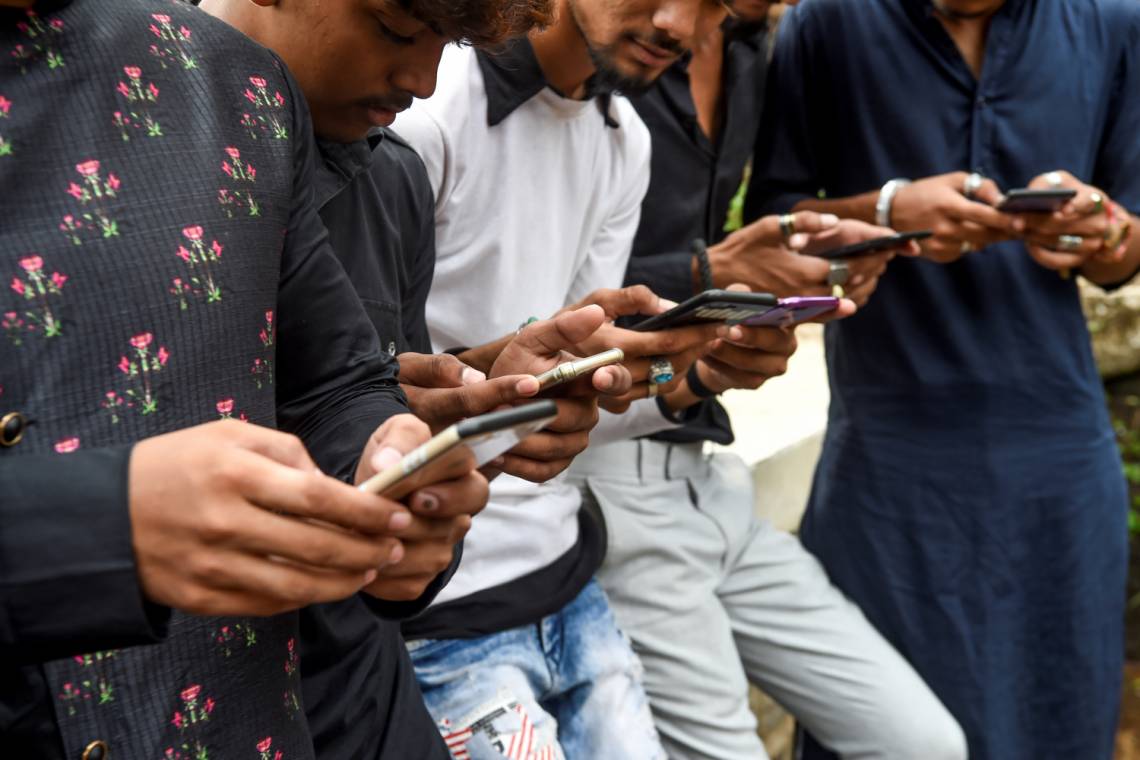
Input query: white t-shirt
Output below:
<box><xmin>396</xmin><ymin>44</ymin><xmax>674</xmax><ymax>605</ymax></box>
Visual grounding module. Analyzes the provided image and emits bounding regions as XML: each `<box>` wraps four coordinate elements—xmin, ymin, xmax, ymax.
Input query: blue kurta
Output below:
<box><xmin>749</xmin><ymin>1</ymin><xmax>1140</xmax><ymax>758</ymax></box>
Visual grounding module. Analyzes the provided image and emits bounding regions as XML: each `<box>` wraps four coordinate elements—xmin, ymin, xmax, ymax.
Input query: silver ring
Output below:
<box><xmin>827</xmin><ymin>259</ymin><xmax>849</xmax><ymax>287</ymax></box>
<box><xmin>1057</xmin><ymin>234</ymin><xmax>1084</xmax><ymax>252</ymax></box>
<box><xmin>1045</xmin><ymin>171</ymin><xmax>1064</xmax><ymax>188</ymax></box>
<box><xmin>648</xmin><ymin>357</ymin><xmax>674</xmax><ymax>385</ymax></box>
<box><xmin>960</xmin><ymin>241</ymin><xmax>976</xmax><ymax>255</ymax></box>
<box><xmin>779</xmin><ymin>214</ymin><xmax>796</xmax><ymax>239</ymax></box>
<box><xmin>963</xmin><ymin>172</ymin><xmax>985</xmax><ymax>199</ymax></box>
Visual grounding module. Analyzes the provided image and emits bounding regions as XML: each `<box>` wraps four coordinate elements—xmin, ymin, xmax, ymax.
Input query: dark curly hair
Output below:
<box><xmin>402</xmin><ymin>0</ymin><xmax>555</xmax><ymax>46</ymax></box>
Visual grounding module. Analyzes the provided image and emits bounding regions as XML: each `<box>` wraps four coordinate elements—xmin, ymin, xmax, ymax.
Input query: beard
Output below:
<box><xmin>568</xmin><ymin>0</ymin><xmax>684</xmax><ymax>95</ymax></box>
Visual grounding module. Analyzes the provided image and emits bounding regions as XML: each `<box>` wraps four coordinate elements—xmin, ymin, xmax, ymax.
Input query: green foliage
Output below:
<box><xmin>1112</xmin><ymin>393</ymin><xmax>1140</xmax><ymax>537</ymax></box>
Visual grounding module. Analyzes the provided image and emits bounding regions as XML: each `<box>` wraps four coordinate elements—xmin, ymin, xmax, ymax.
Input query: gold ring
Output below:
<box><xmin>831</xmin><ymin>284</ymin><xmax>845</xmax><ymax>298</ymax></box>
<box><xmin>1090</xmin><ymin>192</ymin><xmax>1105</xmax><ymax>214</ymax></box>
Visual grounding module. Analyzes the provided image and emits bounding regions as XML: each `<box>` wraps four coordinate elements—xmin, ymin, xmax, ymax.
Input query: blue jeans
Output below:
<box><xmin>406</xmin><ymin>580</ymin><xmax>665</xmax><ymax>760</ymax></box>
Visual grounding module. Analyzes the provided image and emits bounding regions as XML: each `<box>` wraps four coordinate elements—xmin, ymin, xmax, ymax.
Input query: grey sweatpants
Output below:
<box><xmin>568</xmin><ymin>439</ymin><xmax>967</xmax><ymax>760</ymax></box>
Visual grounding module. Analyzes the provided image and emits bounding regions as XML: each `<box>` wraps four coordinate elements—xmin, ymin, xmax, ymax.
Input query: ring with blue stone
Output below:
<box><xmin>648</xmin><ymin>357</ymin><xmax>675</xmax><ymax>386</ymax></box>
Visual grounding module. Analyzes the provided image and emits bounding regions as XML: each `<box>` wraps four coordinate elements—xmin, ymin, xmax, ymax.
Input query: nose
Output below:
<box><xmin>652</xmin><ymin>0</ymin><xmax>701</xmax><ymax>45</ymax></box>
<box><xmin>392</xmin><ymin>38</ymin><xmax>447</xmax><ymax>100</ymax></box>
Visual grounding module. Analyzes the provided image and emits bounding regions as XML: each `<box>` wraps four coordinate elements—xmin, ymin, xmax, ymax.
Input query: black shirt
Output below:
<box><xmin>300</xmin><ymin>129</ymin><xmax>452</xmax><ymax>760</ymax></box>
<box><xmin>624</xmin><ymin>21</ymin><xmax>770</xmax><ymax>445</ymax></box>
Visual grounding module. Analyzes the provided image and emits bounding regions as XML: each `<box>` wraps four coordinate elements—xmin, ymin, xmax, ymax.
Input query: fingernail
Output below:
<box><xmin>820</xmin><ymin>214</ymin><xmax>839</xmax><ymax>227</ymax></box>
<box><xmin>850</xmin><ymin>275</ymin><xmax>865</xmax><ymax>287</ymax></box>
<box><xmin>371</xmin><ymin>446</ymin><xmax>403</xmax><ymax>473</ymax></box>
<box><xmin>659</xmin><ymin>298</ymin><xmax>678</xmax><ymax>309</ymax></box>
<box><xmin>516</xmin><ymin>376</ymin><xmax>539</xmax><ymax>395</ymax></box>
<box><xmin>364</xmin><ymin>569</ymin><xmax>378</xmax><ymax>584</ymax></box>
<box><xmin>727</xmin><ymin>326</ymin><xmax>744</xmax><ymax>341</ymax></box>
<box><xmin>416</xmin><ymin>492</ymin><xmax>440</xmax><ymax>512</ymax></box>
<box><xmin>492</xmin><ymin>456</ymin><xmax>506</xmax><ymax>467</ymax></box>
<box><xmin>460</xmin><ymin>366</ymin><xmax>486</xmax><ymax>385</ymax></box>
<box><xmin>389</xmin><ymin>511</ymin><xmax>411</xmax><ymax>530</ymax></box>
<box><xmin>788</xmin><ymin>233</ymin><xmax>809</xmax><ymax>249</ymax></box>
<box><xmin>594</xmin><ymin>371</ymin><xmax>614</xmax><ymax>390</ymax></box>
<box><xmin>389</xmin><ymin>543</ymin><xmax>404</xmax><ymax>565</ymax></box>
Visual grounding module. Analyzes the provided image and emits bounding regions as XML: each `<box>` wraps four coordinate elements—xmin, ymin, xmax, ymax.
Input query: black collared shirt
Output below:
<box><xmin>624</xmin><ymin>21</ymin><xmax>770</xmax><ymax>444</ymax></box>
<box><xmin>300</xmin><ymin>128</ymin><xmax>451</xmax><ymax>760</ymax></box>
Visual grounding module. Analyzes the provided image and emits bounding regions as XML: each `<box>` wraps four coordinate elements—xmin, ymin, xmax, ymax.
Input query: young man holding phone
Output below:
<box><xmin>200</xmin><ymin>1</ymin><xmax>644</xmax><ymax>757</ymax></box>
<box><xmin>751</xmin><ymin>1</ymin><xmax>1140</xmax><ymax>757</ymax></box>
<box><xmin>0</xmin><ymin>0</ymin><xmax>488</xmax><ymax>756</ymax></box>
<box><xmin>565</xmin><ymin>2</ymin><xmax>967</xmax><ymax>758</ymax></box>
<box><xmin>390</xmin><ymin>0</ymin><xmax>760</xmax><ymax>749</ymax></box>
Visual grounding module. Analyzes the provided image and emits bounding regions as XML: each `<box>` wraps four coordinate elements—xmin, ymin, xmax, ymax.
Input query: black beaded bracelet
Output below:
<box><xmin>686</xmin><ymin>362</ymin><xmax>718</xmax><ymax>399</ymax></box>
<box><xmin>692</xmin><ymin>238</ymin><xmax>714</xmax><ymax>292</ymax></box>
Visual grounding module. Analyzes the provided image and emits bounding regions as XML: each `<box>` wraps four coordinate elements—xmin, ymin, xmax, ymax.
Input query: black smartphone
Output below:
<box><xmin>357</xmin><ymin>400</ymin><xmax>559</xmax><ymax>499</ymax></box>
<box><xmin>631</xmin><ymin>289</ymin><xmax>778</xmax><ymax>332</ymax></box>
<box><xmin>997</xmin><ymin>188</ymin><xmax>1077</xmax><ymax>213</ymax></box>
<box><xmin>809</xmin><ymin>230</ymin><xmax>933</xmax><ymax>261</ymax></box>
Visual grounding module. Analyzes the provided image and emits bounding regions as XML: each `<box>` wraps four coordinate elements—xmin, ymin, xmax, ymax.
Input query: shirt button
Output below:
<box><xmin>81</xmin><ymin>740</ymin><xmax>109</xmax><ymax>760</ymax></box>
<box><xmin>0</xmin><ymin>411</ymin><xmax>27</xmax><ymax>447</ymax></box>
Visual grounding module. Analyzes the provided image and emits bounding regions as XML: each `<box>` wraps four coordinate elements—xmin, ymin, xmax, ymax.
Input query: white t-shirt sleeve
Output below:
<box><xmin>566</xmin><ymin>108</ymin><xmax>653</xmax><ymax>305</ymax></box>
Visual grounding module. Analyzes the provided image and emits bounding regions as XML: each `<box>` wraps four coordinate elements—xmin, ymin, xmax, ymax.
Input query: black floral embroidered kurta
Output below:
<box><xmin>0</xmin><ymin>1</ymin><xmax>407</xmax><ymax>757</ymax></box>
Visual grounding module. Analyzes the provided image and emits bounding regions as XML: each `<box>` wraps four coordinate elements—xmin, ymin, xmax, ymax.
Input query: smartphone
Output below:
<box><xmin>631</xmin><ymin>290</ymin><xmax>778</xmax><ymax>332</ymax></box>
<box><xmin>535</xmin><ymin>348</ymin><xmax>625</xmax><ymax>391</ymax></box>
<box><xmin>809</xmin><ymin>230</ymin><xmax>932</xmax><ymax>261</ymax></box>
<box><xmin>742</xmin><ymin>296</ymin><xmax>841</xmax><ymax>327</ymax></box>
<box><xmin>997</xmin><ymin>188</ymin><xmax>1076</xmax><ymax>213</ymax></box>
<box><xmin>357</xmin><ymin>400</ymin><xmax>559</xmax><ymax>499</ymax></box>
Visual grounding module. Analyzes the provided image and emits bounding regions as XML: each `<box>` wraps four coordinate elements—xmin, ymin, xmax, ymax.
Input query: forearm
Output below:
<box><xmin>792</xmin><ymin>191</ymin><xmax>879</xmax><ymax>225</ymax></box>
<box><xmin>1081</xmin><ymin>212</ymin><xmax>1140</xmax><ymax>287</ymax></box>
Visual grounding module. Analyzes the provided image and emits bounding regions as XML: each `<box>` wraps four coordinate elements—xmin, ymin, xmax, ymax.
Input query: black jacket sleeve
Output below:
<box><xmin>272</xmin><ymin>65</ymin><xmax>409</xmax><ymax>480</ymax></box>
<box><xmin>0</xmin><ymin>446</ymin><xmax>170</xmax><ymax>663</ymax></box>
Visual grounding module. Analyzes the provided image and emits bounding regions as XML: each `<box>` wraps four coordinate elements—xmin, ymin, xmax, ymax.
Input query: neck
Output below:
<box><xmin>529</xmin><ymin>0</ymin><xmax>596</xmax><ymax>99</ymax></box>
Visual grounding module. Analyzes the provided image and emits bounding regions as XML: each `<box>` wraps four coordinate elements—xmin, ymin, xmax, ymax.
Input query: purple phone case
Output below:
<box><xmin>742</xmin><ymin>297</ymin><xmax>840</xmax><ymax>327</ymax></box>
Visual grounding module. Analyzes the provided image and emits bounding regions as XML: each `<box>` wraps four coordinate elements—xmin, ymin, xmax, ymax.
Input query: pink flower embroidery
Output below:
<box><xmin>247</xmin><ymin>165</ymin><xmax>256</xmax><ymax>180</ymax></box>
<box><xmin>130</xmin><ymin>332</ymin><xmax>153</xmax><ymax>349</ymax></box>
<box><xmin>0</xmin><ymin>96</ymin><xmax>10</xmax><ymax>116</ymax></box>
<box><xmin>211</xmin><ymin>240</ymin><xmax>223</xmax><ymax>258</ymax></box>
<box><xmin>152</xmin><ymin>13</ymin><xmax>171</xmax><ymax>23</ymax></box>
<box><xmin>181</xmin><ymin>685</ymin><xmax>200</xmax><ymax>702</ymax></box>
<box><xmin>157</xmin><ymin>346</ymin><xmax>169</xmax><ymax>365</ymax></box>
<box><xmin>51</xmin><ymin>272</ymin><xmax>67</xmax><ymax>288</ymax></box>
<box><xmin>273</xmin><ymin>92</ymin><xmax>285</xmax><ymax>107</ymax></box>
<box><xmin>182</xmin><ymin>225</ymin><xmax>203</xmax><ymax>241</ymax></box>
<box><xmin>19</xmin><ymin>255</ymin><xmax>41</xmax><ymax>272</ymax></box>
<box><xmin>172</xmin><ymin>712</ymin><xmax>183</xmax><ymax>729</ymax></box>
<box><xmin>257</xmin><ymin>738</ymin><xmax>272</xmax><ymax>753</ymax></box>
<box><xmin>48</xmin><ymin>18</ymin><xmax>62</xmax><ymax>30</ymax></box>
<box><xmin>118</xmin><ymin>356</ymin><xmax>131</xmax><ymax>374</ymax></box>
<box><xmin>249</xmin><ymin>76</ymin><xmax>267</xmax><ymax>88</ymax></box>
<box><xmin>54</xmin><ymin>437</ymin><xmax>80</xmax><ymax>453</ymax></box>
<box><xmin>265</xmin><ymin>310</ymin><xmax>274</xmax><ymax>325</ymax></box>
<box><xmin>204</xmin><ymin>696</ymin><xmax>215</xmax><ymax>713</ymax></box>
<box><xmin>147</xmin><ymin>82</ymin><xmax>159</xmax><ymax>99</ymax></box>
<box><xmin>66</xmin><ymin>182</ymin><xmax>83</xmax><ymax>200</ymax></box>
<box><xmin>179</xmin><ymin>26</ymin><xmax>191</xmax><ymax>40</ymax></box>
<box><xmin>176</xmin><ymin>246</ymin><xmax>191</xmax><ymax>262</ymax></box>
<box><xmin>115</xmin><ymin>81</ymin><xmax>130</xmax><ymax>97</ymax></box>
<box><xmin>10</xmin><ymin>278</ymin><xmax>24</xmax><ymax>296</ymax></box>
<box><xmin>222</xmin><ymin>161</ymin><xmax>232</xmax><ymax>177</ymax></box>
<box><xmin>75</xmin><ymin>159</ymin><xmax>100</xmax><ymax>176</ymax></box>
<box><xmin>123</xmin><ymin>66</ymin><xmax>141</xmax><ymax>79</ymax></box>
<box><xmin>106</xmin><ymin>174</ymin><xmax>120</xmax><ymax>191</ymax></box>
<box><xmin>216</xmin><ymin>398</ymin><xmax>234</xmax><ymax>415</ymax></box>
<box><xmin>225</xmin><ymin>146</ymin><xmax>240</xmax><ymax>160</ymax></box>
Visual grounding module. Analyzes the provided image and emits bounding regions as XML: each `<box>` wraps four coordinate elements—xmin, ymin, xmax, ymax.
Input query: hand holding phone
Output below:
<box><xmin>358</xmin><ymin>401</ymin><xmax>559</xmax><ymax>499</ymax></box>
<box><xmin>807</xmin><ymin>231</ymin><xmax>932</xmax><ymax>261</ymax></box>
<box><xmin>535</xmin><ymin>348</ymin><xmax>625</xmax><ymax>391</ymax></box>
<box><xmin>742</xmin><ymin>296</ymin><xmax>841</xmax><ymax>327</ymax></box>
<box><xmin>630</xmin><ymin>289</ymin><xmax>778</xmax><ymax>332</ymax></box>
